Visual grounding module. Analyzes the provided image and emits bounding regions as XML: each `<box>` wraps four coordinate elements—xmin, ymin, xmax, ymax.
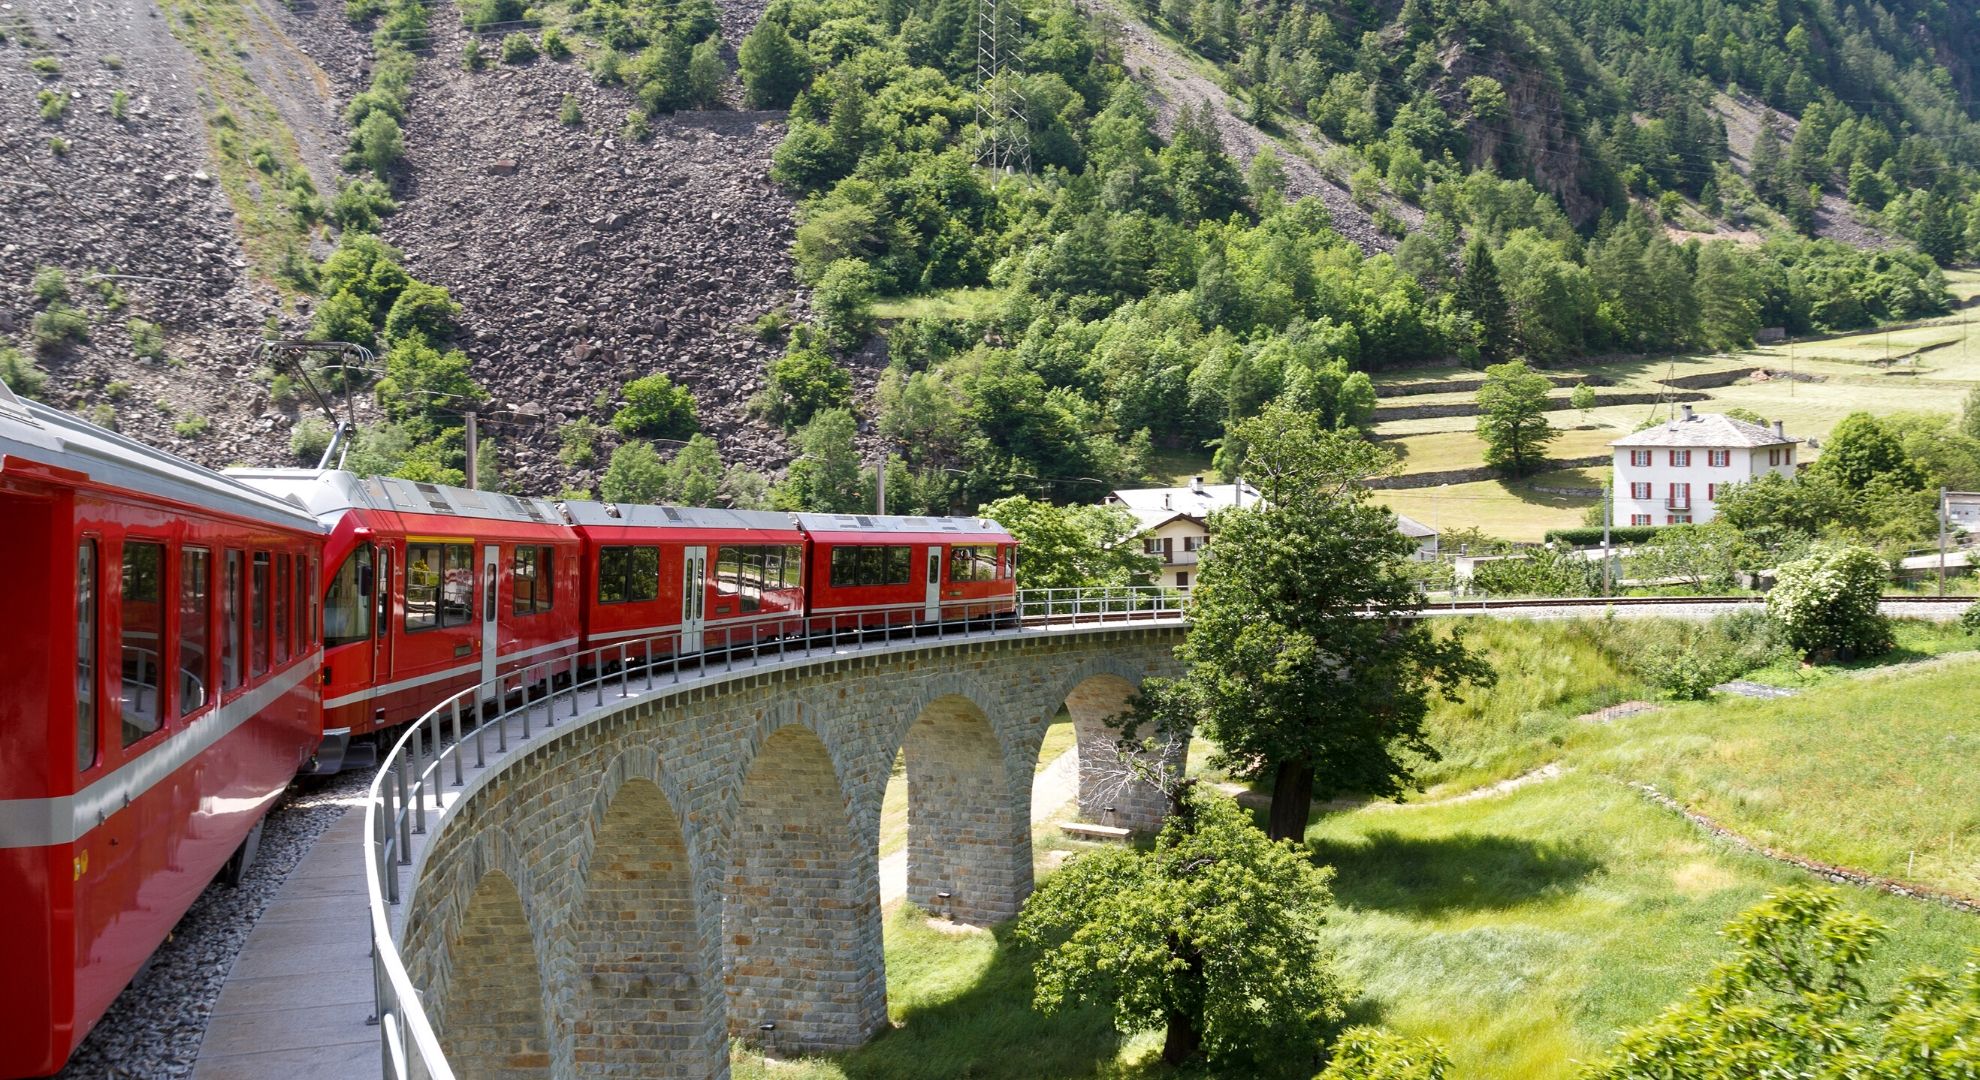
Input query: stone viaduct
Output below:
<box><xmin>391</xmin><ymin>623</ymin><xmax>1186</xmax><ymax>1080</ymax></box>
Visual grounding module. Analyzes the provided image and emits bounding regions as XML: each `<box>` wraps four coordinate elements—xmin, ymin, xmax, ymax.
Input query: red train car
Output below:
<box><xmin>795</xmin><ymin>513</ymin><xmax>1017</xmax><ymax>628</ymax></box>
<box><xmin>561</xmin><ymin>501</ymin><xmax>806</xmax><ymax>657</ymax></box>
<box><xmin>228</xmin><ymin>470</ymin><xmax>579</xmax><ymax>771</ymax></box>
<box><xmin>0</xmin><ymin>389</ymin><xmax>324</xmax><ymax>1077</ymax></box>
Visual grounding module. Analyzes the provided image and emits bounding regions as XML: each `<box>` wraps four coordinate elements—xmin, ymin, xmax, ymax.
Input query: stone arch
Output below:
<box><xmin>1059</xmin><ymin>662</ymin><xmax>1186</xmax><ymax>834</ymax></box>
<box><xmin>437</xmin><ymin>870</ymin><xmax>553</xmax><ymax>1079</ymax></box>
<box><xmin>724</xmin><ymin>723</ymin><xmax>884</xmax><ymax>1052</ymax></box>
<box><xmin>900</xmin><ymin>693</ymin><xmax>1031</xmax><ymax>924</ymax></box>
<box><xmin>568</xmin><ymin>770</ymin><xmax>721</xmax><ymax>1079</ymax></box>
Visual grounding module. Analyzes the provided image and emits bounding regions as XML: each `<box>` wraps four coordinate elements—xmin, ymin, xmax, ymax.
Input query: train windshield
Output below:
<box><xmin>324</xmin><ymin>546</ymin><xmax>373</xmax><ymax>648</ymax></box>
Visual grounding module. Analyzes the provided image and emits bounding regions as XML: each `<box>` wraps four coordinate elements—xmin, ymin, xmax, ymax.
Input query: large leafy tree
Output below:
<box><xmin>1767</xmin><ymin>545</ymin><xmax>1893</xmax><ymax>661</ymax></box>
<box><xmin>1475</xmin><ymin>358</ymin><xmax>1558</xmax><ymax>476</ymax></box>
<box><xmin>977</xmin><ymin>495</ymin><xmax>1159</xmax><ymax>590</ymax></box>
<box><xmin>1015</xmin><ymin>785</ymin><xmax>1346</xmax><ymax>1071</ymax></box>
<box><xmin>1584</xmin><ymin>888</ymin><xmax>1980</xmax><ymax>1080</ymax></box>
<box><xmin>1165</xmin><ymin>402</ymin><xmax>1492</xmax><ymax>841</ymax></box>
<box><xmin>1817</xmin><ymin>411</ymin><xmax>1923</xmax><ymax>491</ymax></box>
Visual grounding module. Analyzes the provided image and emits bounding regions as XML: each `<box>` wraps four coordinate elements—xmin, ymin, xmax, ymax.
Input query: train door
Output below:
<box><xmin>479</xmin><ymin>544</ymin><xmax>500</xmax><ymax>702</ymax></box>
<box><xmin>924</xmin><ymin>546</ymin><xmax>942</xmax><ymax>622</ymax></box>
<box><xmin>681</xmin><ymin>546</ymin><xmax>707</xmax><ymax>653</ymax></box>
<box><xmin>373</xmin><ymin>545</ymin><xmax>393</xmax><ymax>692</ymax></box>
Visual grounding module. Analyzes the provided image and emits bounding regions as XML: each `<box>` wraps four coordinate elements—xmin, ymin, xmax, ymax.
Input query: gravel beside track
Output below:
<box><xmin>58</xmin><ymin>769</ymin><xmax>370</xmax><ymax>1080</ymax></box>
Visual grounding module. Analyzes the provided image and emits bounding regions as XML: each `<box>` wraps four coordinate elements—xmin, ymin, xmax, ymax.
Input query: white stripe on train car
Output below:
<box><xmin>322</xmin><ymin>637</ymin><xmax>578</xmax><ymax>709</ymax></box>
<box><xmin>0</xmin><ymin>652</ymin><xmax>320</xmax><ymax>849</ymax></box>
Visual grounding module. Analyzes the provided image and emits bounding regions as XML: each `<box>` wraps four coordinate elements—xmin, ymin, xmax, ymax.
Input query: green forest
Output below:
<box><xmin>705</xmin><ymin>0</ymin><xmax>1980</xmax><ymax>512</ymax></box>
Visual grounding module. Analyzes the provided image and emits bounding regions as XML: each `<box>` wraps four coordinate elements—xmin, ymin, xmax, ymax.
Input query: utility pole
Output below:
<box><xmin>1602</xmin><ymin>480</ymin><xmax>1613</xmax><ymax>598</ymax></box>
<box><xmin>464</xmin><ymin>410</ymin><xmax>479</xmax><ymax>490</ymax></box>
<box><xmin>874</xmin><ymin>455</ymin><xmax>887</xmax><ymax>515</ymax></box>
<box><xmin>1940</xmin><ymin>486</ymin><xmax>1950</xmax><ymax>598</ymax></box>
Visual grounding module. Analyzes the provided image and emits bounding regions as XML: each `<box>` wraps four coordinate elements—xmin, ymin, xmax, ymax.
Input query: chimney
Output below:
<box><xmin>1680</xmin><ymin>404</ymin><xmax>1695</xmax><ymax>422</ymax></box>
<box><xmin>1190</xmin><ymin>475</ymin><xmax>1205</xmax><ymax>494</ymax></box>
<box><xmin>1233</xmin><ymin>476</ymin><xmax>1244</xmax><ymax>509</ymax></box>
<box><xmin>1773</xmin><ymin>419</ymin><xmax>1785</xmax><ymax>438</ymax></box>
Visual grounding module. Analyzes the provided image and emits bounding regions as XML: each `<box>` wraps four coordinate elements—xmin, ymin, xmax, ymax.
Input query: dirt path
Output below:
<box><xmin>880</xmin><ymin>745</ymin><xmax>1080</xmax><ymax>905</ymax></box>
<box><xmin>1074</xmin><ymin>0</ymin><xmax>1408</xmax><ymax>252</ymax></box>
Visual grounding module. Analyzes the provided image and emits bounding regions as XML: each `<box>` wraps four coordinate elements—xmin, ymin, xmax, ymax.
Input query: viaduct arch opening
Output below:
<box><xmin>570</xmin><ymin>778</ymin><xmax>715</xmax><ymax>1077</ymax></box>
<box><xmin>437</xmin><ymin>870</ymin><xmax>552</xmax><ymax>1079</ymax></box>
<box><xmin>899</xmin><ymin>693</ymin><xmax>1030</xmax><ymax>925</ymax></box>
<box><xmin>1062</xmin><ymin>673</ymin><xmax>1178</xmax><ymax>834</ymax></box>
<box><xmin>724</xmin><ymin>724</ymin><xmax>884</xmax><ymax>1052</ymax></box>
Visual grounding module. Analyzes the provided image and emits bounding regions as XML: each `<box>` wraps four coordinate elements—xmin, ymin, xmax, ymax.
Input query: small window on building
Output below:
<box><xmin>179</xmin><ymin>548</ymin><xmax>211</xmax><ymax>717</ymax></box>
<box><xmin>1670</xmin><ymin>450</ymin><xmax>1691</xmax><ymax>467</ymax></box>
<box><xmin>1175</xmin><ymin>571</ymin><xmax>1190</xmax><ymax>589</ymax></box>
<box><xmin>121</xmin><ymin>541</ymin><xmax>167</xmax><ymax>745</ymax></box>
<box><xmin>1668</xmin><ymin>514</ymin><xmax>1692</xmax><ymax>525</ymax></box>
<box><xmin>77</xmin><ymin>540</ymin><xmax>98</xmax><ymax>773</ymax></box>
<box><xmin>1142</xmin><ymin>538</ymin><xmax>1163</xmax><ymax>555</ymax></box>
<box><xmin>1631</xmin><ymin>482</ymin><xmax>1651</xmax><ymax>500</ymax></box>
<box><xmin>1707</xmin><ymin>484</ymin><xmax>1717</xmax><ymax>501</ymax></box>
<box><xmin>1630</xmin><ymin>514</ymin><xmax>1652</xmax><ymax>526</ymax></box>
<box><xmin>1630</xmin><ymin>450</ymin><xmax>1652</xmax><ymax>467</ymax></box>
<box><xmin>1709</xmin><ymin>450</ymin><xmax>1730</xmax><ymax>467</ymax></box>
<box><xmin>1769</xmin><ymin>448</ymin><xmax>1782</xmax><ymax>466</ymax></box>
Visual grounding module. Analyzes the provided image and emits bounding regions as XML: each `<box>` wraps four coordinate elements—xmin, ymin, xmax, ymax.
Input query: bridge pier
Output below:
<box><xmin>1065</xmin><ymin>673</ymin><xmax>1183</xmax><ymax>834</ymax></box>
<box><xmin>902</xmin><ymin>695</ymin><xmax>1033</xmax><ymax>925</ymax></box>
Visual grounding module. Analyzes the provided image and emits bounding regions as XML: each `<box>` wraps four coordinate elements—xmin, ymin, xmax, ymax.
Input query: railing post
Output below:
<box><xmin>619</xmin><ymin>643</ymin><xmax>630</xmax><ymax>698</ymax></box>
<box><xmin>645</xmin><ymin>639</ymin><xmax>654</xmax><ymax>690</ymax></box>
<box><xmin>596</xmin><ymin>653</ymin><xmax>606</xmax><ymax>707</ymax></box>
<box><xmin>395</xmin><ymin>761</ymin><xmax>412</xmax><ymax>859</ymax></box>
<box><xmin>570</xmin><ymin>653</ymin><xmax>581</xmax><ymax>718</ymax></box>
<box><xmin>451</xmin><ymin>698</ymin><xmax>465</xmax><ymax>786</ymax></box>
<box><xmin>412</xmin><ymin>732</ymin><xmax>427</xmax><ymax>836</ymax></box>
<box><xmin>674</xmin><ymin>634</ymin><xmax>683</xmax><ymax>682</ymax></box>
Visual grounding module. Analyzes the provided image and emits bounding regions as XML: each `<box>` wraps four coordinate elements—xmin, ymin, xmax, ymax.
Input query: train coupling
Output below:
<box><xmin>300</xmin><ymin>728</ymin><xmax>355</xmax><ymax>775</ymax></box>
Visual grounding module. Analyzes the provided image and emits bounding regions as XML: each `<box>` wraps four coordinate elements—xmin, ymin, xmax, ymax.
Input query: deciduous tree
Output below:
<box><xmin>978</xmin><ymin>495</ymin><xmax>1158</xmax><ymax>589</ymax></box>
<box><xmin>1476</xmin><ymin>359</ymin><xmax>1557</xmax><ymax>476</ymax></box>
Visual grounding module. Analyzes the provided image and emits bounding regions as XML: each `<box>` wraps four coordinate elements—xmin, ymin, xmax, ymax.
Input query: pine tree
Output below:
<box><xmin>738</xmin><ymin>20</ymin><xmax>807</xmax><ymax>108</ymax></box>
<box><xmin>1455</xmin><ymin>236</ymin><xmax>1514</xmax><ymax>362</ymax></box>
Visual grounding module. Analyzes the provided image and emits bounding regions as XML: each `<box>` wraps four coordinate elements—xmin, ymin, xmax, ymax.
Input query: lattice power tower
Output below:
<box><xmin>975</xmin><ymin>0</ymin><xmax>1030</xmax><ymax>175</ymax></box>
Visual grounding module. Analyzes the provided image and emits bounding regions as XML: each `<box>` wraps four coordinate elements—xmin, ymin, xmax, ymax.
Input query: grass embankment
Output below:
<box><xmin>736</xmin><ymin>620</ymin><xmax>1980</xmax><ymax>1080</ymax></box>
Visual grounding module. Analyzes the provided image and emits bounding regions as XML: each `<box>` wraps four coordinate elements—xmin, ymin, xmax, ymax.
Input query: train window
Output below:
<box><xmin>783</xmin><ymin>546</ymin><xmax>804</xmax><ymax>588</ymax></box>
<box><xmin>716</xmin><ymin>546</ymin><xmax>768</xmax><ymax>612</ymax></box>
<box><xmin>251</xmin><ymin>552</ymin><xmax>270</xmax><ymax>678</ymax></box>
<box><xmin>829</xmin><ymin>545</ymin><xmax>914</xmax><ymax>587</ymax></box>
<box><xmin>1001</xmin><ymin>545</ymin><xmax>1015</xmax><ymax>579</ymax></box>
<box><xmin>274</xmin><ymin>554</ymin><xmax>292</xmax><ymax>665</ymax></box>
<box><xmin>179</xmin><ymin>549</ymin><xmax>211</xmax><ymax>718</ymax></box>
<box><xmin>121</xmin><ymin>541</ymin><xmax>166</xmax><ymax>746</ymax></box>
<box><xmin>77</xmin><ymin>540</ymin><xmax>98</xmax><ymax>773</ymax></box>
<box><xmin>948</xmin><ymin>547</ymin><xmax>997</xmax><ymax>583</ymax></box>
<box><xmin>223</xmin><ymin>551</ymin><xmax>243</xmax><ymax>693</ymax></box>
<box><xmin>406</xmin><ymin>542</ymin><xmax>475</xmax><ymax>630</ymax></box>
<box><xmin>307</xmin><ymin>556</ymin><xmax>319</xmax><ymax>650</ymax></box>
<box><xmin>597</xmin><ymin>546</ymin><xmax>659</xmax><ymax>604</ymax></box>
<box><xmin>324</xmin><ymin>547</ymin><xmax>374</xmax><ymax>647</ymax></box>
<box><xmin>513</xmin><ymin>546</ymin><xmax>554</xmax><ymax>615</ymax></box>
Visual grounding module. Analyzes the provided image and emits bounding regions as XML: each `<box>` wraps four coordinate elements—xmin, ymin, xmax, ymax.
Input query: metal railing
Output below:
<box><xmin>361</xmin><ymin>588</ymin><xmax>1184</xmax><ymax>1080</ymax></box>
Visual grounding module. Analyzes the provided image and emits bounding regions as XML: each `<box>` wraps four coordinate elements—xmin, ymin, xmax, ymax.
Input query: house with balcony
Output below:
<box><xmin>1610</xmin><ymin>407</ymin><xmax>1800</xmax><ymax>526</ymax></box>
<box><xmin>1104</xmin><ymin>477</ymin><xmax>1438</xmax><ymax>589</ymax></box>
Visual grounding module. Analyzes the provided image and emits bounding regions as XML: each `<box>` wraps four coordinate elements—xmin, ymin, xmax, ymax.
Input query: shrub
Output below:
<box><xmin>557</xmin><ymin>417</ymin><xmax>602</xmax><ymax>467</ymax></box>
<box><xmin>1318</xmin><ymin>1028</ymin><xmax>1451</xmax><ymax>1080</ymax></box>
<box><xmin>0</xmin><ymin>346</ymin><xmax>49</xmax><ymax>400</ymax></box>
<box><xmin>128</xmin><ymin>318</ymin><xmax>166</xmax><ymax>361</ymax></box>
<box><xmin>1961</xmin><ymin>602</ymin><xmax>1980</xmax><ymax>637</ymax></box>
<box><xmin>381</xmin><ymin>281</ymin><xmax>461</xmax><ymax>343</ymax></box>
<box><xmin>1467</xmin><ymin>543</ymin><xmax>1599</xmax><ymax>597</ymax></box>
<box><xmin>29</xmin><ymin>56</ymin><xmax>60</xmax><ymax>77</ymax></box>
<box><xmin>32</xmin><ymin>266</ymin><xmax>69</xmax><ymax>303</ymax></box>
<box><xmin>84</xmin><ymin>403</ymin><xmax>116</xmax><ymax>430</ymax></box>
<box><xmin>47</xmin><ymin>136</ymin><xmax>68</xmax><ymax>156</ymax></box>
<box><xmin>499</xmin><ymin>32</ymin><xmax>536</xmax><ymax>63</ymax></box>
<box><xmin>274</xmin><ymin>242</ymin><xmax>318</xmax><ymax>291</ymax></box>
<box><xmin>558</xmin><ymin>94</ymin><xmax>582</xmax><ymax>127</ymax></box>
<box><xmin>461</xmin><ymin>38</ymin><xmax>485</xmax><ymax>71</ymax></box>
<box><xmin>812</xmin><ymin>257</ymin><xmax>878</xmax><ymax>350</ymax></box>
<box><xmin>33</xmin><ymin>303</ymin><xmax>88</xmax><ymax>352</ymax></box>
<box><xmin>174</xmin><ymin>414</ymin><xmax>210</xmax><ymax>438</ymax></box>
<box><xmin>290</xmin><ymin>417</ymin><xmax>334</xmax><ymax>464</ymax></box>
<box><xmin>346</xmin><ymin>110</ymin><xmax>403</xmax><ymax>179</ymax></box>
<box><xmin>611</xmin><ymin>373</ymin><xmax>699</xmax><ymax>439</ymax></box>
<box><xmin>753</xmin><ymin>342</ymin><xmax>851</xmax><ymax>429</ymax></box>
<box><xmin>590</xmin><ymin>47</ymin><xmax>624</xmax><ymax>85</ymax></box>
<box><xmin>328</xmin><ymin>178</ymin><xmax>398</xmax><ymax>231</ymax></box>
<box><xmin>1543</xmin><ymin>525</ymin><xmax>1661</xmax><ymax>546</ymax></box>
<box><xmin>1766</xmin><ymin>545</ymin><xmax>1893</xmax><ymax>660</ymax></box>
<box><xmin>541</xmin><ymin>27</ymin><xmax>570</xmax><ymax>59</ymax></box>
<box><xmin>620</xmin><ymin>108</ymin><xmax>651</xmax><ymax>141</ymax></box>
<box><xmin>458</xmin><ymin>0</ymin><xmax>523</xmax><ymax>30</ymax></box>
<box><xmin>37</xmin><ymin>89</ymin><xmax>67</xmax><ymax>121</ymax></box>
<box><xmin>110</xmin><ymin>90</ymin><xmax>128</xmax><ymax>120</ymax></box>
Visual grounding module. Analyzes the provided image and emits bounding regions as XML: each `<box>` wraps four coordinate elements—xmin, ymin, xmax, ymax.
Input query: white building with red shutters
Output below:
<box><xmin>1610</xmin><ymin>406</ymin><xmax>1801</xmax><ymax>526</ymax></box>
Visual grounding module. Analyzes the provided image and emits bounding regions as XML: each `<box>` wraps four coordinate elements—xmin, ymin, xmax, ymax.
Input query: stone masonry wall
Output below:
<box><xmin>398</xmin><ymin>627</ymin><xmax>1186</xmax><ymax>1080</ymax></box>
<box><xmin>437</xmin><ymin>871</ymin><xmax>554</xmax><ymax>1079</ymax></box>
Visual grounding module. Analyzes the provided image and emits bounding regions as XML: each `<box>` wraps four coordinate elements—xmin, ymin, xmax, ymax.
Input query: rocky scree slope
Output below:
<box><xmin>275</xmin><ymin>0</ymin><xmax>804</xmax><ymax>495</ymax></box>
<box><xmin>0</xmin><ymin>0</ymin><xmax>327</xmax><ymax>468</ymax></box>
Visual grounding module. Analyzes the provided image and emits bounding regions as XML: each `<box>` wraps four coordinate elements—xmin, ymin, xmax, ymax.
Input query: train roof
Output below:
<box><xmin>225</xmin><ymin>468</ymin><xmax>564</xmax><ymax>526</ymax></box>
<box><xmin>794</xmin><ymin>512</ymin><xmax>1013</xmax><ymax>542</ymax></box>
<box><xmin>557</xmin><ymin>500</ymin><xmax>800</xmax><ymax>533</ymax></box>
<box><xmin>0</xmin><ymin>387</ymin><xmax>326</xmax><ymax>532</ymax></box>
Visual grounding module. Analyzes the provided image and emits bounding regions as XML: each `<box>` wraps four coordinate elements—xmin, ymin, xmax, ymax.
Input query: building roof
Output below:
<box><xmin>1105</xmin><ymin>480</ymin><xmax>1262</xmax><ymax>533</ymax></box>
<box><xmin>1610</xmin><ymin>410</ymin><xmax>1795</xmax><ymax>449</ymax></box>
<box><xmin>1395</xmin><ymin>512</ymin><xmax>1437</xmax><ymax>539</ymax></box>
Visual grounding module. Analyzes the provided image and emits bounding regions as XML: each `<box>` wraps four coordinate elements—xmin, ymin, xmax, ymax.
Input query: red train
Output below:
<box><xmin>1</xmin><ymin>404</ymin><xmax>1015</xmax><ymax>1078</ymax></box>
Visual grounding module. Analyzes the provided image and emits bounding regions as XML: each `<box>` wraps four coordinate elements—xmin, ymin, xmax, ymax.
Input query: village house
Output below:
<box><xmin>1610</xmin><ymin>406</ymin><xmax>1800</xmax><ymax>526</ymax></box>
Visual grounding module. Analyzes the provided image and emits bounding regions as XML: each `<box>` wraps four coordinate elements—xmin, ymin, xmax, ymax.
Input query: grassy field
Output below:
<box><xmin>736</xmin><ymin>623</ymin><xmax>1980</xmax><ymax>1080</ymax></box>
<box><xmin>1366</xmin><ymin>273</ymin><xmax>1980</xmax><ymax>537</ymax></box>
<box><xmin>1373</xmin><ymin>478</ymin><xmax>1597</xmax><ymax>541</ymax></box>
<box><xmin>871</xmin><ymin>287</ymin><xmax>1008</xmax><ymax>322</ymax></box>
